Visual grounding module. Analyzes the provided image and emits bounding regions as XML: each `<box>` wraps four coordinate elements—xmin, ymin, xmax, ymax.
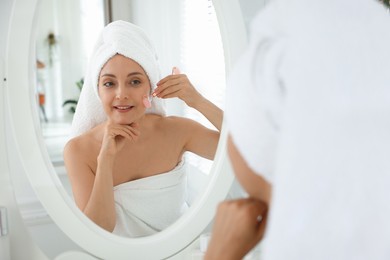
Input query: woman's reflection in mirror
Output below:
<box><xmin>63</xmin><ymin>21</ymin><xmax>222</xmax><ymax>237</ymax></box>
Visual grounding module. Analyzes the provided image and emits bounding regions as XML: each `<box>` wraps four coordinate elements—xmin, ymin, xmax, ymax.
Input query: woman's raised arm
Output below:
<box><xmin>153</xmin><ymin>68</ymin><xmax>223</xmax><ymax>131</ymax></box>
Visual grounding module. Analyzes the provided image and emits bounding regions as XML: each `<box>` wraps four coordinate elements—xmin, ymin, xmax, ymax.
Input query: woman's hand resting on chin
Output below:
<box><xmin>99</xmin><ymin>122</ymin><xmax>140</xmax><ymax>158</ymax></box>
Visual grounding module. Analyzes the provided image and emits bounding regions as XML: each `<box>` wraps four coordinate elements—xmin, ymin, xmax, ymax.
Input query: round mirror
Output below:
<box><xmin>5</xmin><ymin>0</ymin><xmax>247</xmax><ymax>258</ymax></box>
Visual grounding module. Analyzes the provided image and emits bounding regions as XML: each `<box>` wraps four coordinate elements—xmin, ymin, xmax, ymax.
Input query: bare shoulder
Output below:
<box><xmin>63</xmin><ymin>131</ymin><xmax>100</xmax><ymax>172</ymax></box>
<box><xmin>156</xmin><ymin>115</ymin><xmax>202</xmax><ymax>130</ymax></box>
<box><xmin>154</xmin><ymin>115</ymin><xmax>216</xmax><ymax>142</ymax></box>
<box><xmin>64</xmin><ymin>125</ymin><xmax>102</xmax><ymax>155</ymax></box>
<box><xmin>64</xmin><ymin>134</ymin><xmax>93</xmax><ymax>157</ymax></box>
<box><xmin>155</xmin><ymin>116</ymin><xmax>219</xmax><ymax>159</ymax></box>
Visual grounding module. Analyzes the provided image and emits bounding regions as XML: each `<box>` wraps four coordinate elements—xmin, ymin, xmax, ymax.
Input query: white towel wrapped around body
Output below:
<box><xmin>70</xmin><ymin>20</ymin><xmax>166</xmax><ymax>137</ymax></box>
<box><xmin>112</xmin><ymin>159</ymin><xmax>189</xmax><ymax>237</ymax></box>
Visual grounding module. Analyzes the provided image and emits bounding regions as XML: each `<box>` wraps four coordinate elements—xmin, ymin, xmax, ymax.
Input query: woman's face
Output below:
<box><xmin>98</xmin><ymin>54</ymin><xmax>151</xmax><ymax>125</ymax></box>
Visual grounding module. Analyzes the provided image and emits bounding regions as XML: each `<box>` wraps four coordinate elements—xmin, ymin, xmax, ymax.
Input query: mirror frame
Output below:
<box><xmin>6</xmin><ymin>0</ymin><xmax>247</xmax><ymax>258</ymax></box>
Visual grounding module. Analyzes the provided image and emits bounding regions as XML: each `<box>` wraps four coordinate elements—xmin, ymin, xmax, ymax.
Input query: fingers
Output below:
<box><xmin>154</xmin><ymin>75</ymin><xmax>188</xmax><ymax>97</ymax></box>
<box><xmin>154</xmin><ymin>74</ymin><xmax>199</xmax><ymax>104</ymax></box>
<box><xmin>156</xmin><ymin>74</ymin><xmax>183</xmax><ymax>87</ymax></box>
<box><xmin>155</xmin><ymin>71</ymin><xmax>201</xmax><ymax>107</ymax></box>
<box><xmin>106</xmin><ymin>123</ymin><xmax>140</xmax><ymax>142</ymax></box>
<box><xmin>206</xmin><ymin>198</ymin><xmax>268</xmax><ymax>259</ymax></box>
<box><xmin>155</xmin><ymin>84</ymin><xmax>182</xmax><ymax>99</ymax></box>
<box><xmin>221</xmin><ymin>199</ymin><xmax>266</xmax><ymax>218</ymax></box>
<box><xmin>157</xmin><ymin>66</ymin><xmax>183</xmax><ymax>85</ymax></box>
<box><xmin>217</xmin><ymin>198</ymin><xmax>268</xmax><ymax>237</ymax></box>
<box><xmin>120</xmin><ymin>127</ymin><xmax>139</xmax><ymax>141</ymax></box>
<box><xmin>120</xmin><ymin>124</ymin><xmax>140</xmax><ymax>141</ymax></box>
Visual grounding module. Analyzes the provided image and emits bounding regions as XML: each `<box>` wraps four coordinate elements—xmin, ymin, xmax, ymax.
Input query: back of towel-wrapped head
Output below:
<box><xmin>70</xmin><ymin>20</ymin><xmax>166</xmax><ymax>138</ymax></box>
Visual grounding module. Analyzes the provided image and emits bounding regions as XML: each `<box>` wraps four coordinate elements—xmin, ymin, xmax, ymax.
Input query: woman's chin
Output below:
<box><xmin>109</xmin><ymin>116</ymin><xmax>133</xmax><ymax>125</ymax></box>
<box><xmin>117</xmin><ymin>120</ymin><xmax>134</xmax><ymax>125</ymax></box>
<box><xmin>110</xmin><ymin>112</ymin><xmax>143</xmax><ymax>125</ymax></box>
<box><xmin>114</xmin><ymin>116</ymin><xmax>141</xmax><ymax>125</ymax></box>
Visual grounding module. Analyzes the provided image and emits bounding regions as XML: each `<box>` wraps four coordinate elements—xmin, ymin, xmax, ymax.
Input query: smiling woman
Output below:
<box><xmin>64</xmin><ymin>21</ymin><xmax>222</xmax><ymax>237</ymax></box>
<box><xmin>38</xmin><ymin>0</ymin><xmax>225</xmax><ymax>189</ymax></box>
<box><xmin>98</xmin><ymin>62</ymin><xmax>152</xmax><ymax>124</ymax></box>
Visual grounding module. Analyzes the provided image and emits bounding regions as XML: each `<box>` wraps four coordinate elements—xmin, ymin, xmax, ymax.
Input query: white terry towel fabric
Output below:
<box><xmin>70</xmin><ymin>20</ymin><xmax>166</xmax><ymax>137</ymax></box>
<box><xmin>112</xmin><ymin>159</ymin><xmax>189</xmax><ymax>237</ymax></box>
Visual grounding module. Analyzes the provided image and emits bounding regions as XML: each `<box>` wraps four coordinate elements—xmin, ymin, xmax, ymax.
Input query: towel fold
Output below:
<box><xmin>112</xmin><ymin>159</ymin><xmax>188</xmax><ymax>237</ymax></box>
<box><xmin>70</xmin><ymin>20</ymin><xmax>166</xmax><ymax>137</ymax></box>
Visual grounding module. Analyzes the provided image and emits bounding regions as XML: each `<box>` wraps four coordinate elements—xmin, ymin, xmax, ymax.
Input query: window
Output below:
<box><xmin>181</xmin><ymin>0</ymin><xmax>226</xmax><ymax>174</ymax></box>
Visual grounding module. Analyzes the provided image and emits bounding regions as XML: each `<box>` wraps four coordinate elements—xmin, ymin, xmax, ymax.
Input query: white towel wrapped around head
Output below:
<box><xmin>70</xmin><ymin>20</ymin><xmax>166</xmax><ymax>137</ymax></box>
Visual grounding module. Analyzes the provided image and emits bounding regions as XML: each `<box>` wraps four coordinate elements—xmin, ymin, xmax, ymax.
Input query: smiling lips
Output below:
<box><xmin>113</xmin><ymin>105</ymin><xmax>134</xmax><ymax>112</ymax></box>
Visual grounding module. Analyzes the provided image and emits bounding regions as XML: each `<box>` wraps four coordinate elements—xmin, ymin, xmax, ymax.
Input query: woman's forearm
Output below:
<box><xmin>83</xmin><ymin>155</ymin><xmax>116</xmax><ymax>232</ymax></box>
<box><xmin>191</xmin><ymin>96</ymin><xmax>223</xmax><ymax>131</ymax></box>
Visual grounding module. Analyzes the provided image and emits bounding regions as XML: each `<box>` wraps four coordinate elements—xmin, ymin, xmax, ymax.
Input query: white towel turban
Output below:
<box><xmin>70</xmin><ymin>20</ymin><xmax>166</xmax><ymax>137</ymax></box>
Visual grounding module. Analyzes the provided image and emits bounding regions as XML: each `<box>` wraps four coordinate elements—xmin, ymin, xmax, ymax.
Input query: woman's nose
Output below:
<box><xmin>115</xmin><ymin>86</ymin><xmax>129</xmax><ymax>100</ymax></box>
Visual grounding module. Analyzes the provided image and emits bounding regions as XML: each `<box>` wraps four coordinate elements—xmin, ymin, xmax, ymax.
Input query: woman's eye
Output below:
<box><xmin>103</xmin><ymin>82</ymin><xmax>114</xmax><ymax>88</ymax></box>
<box><xmin>130</xmin><ymin>79</ymin><xmax>141</xmax><ymax>85</ymax></box>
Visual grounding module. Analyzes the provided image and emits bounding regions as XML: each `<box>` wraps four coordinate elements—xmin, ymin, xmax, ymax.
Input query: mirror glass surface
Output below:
<box><xmin>33</xmin><ymin>0</ymin><xmax>226</xmax><ymax>236</ymax></box>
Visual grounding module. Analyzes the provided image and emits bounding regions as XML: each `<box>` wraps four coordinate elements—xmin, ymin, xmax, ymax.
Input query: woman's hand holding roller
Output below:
<box><xmin>153</xmin><ymin>67</ymin><xmax>203</xmax><ymax>108</ymax></box>
<box><xmin>154</xmin><ymin>67</ymin><xmax>223</xmax><ymax>131</ymax></box>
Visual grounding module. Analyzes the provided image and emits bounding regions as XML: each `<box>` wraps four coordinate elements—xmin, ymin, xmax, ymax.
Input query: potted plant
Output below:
<box><xmin>380</xmin><ymin>0</ymin><xmax>390</xmax><ymax>7</ymax></box>
<box><xmin>62</xmin><ymin>78</ymin><xmax>83</xmax><ymax>114</ymax></box>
